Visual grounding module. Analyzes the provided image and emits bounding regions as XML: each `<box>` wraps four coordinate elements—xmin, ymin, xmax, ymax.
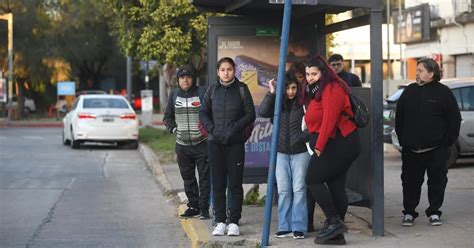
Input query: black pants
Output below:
<box><xmin>306</xmin><ymin>130</ymin><xmax>360</xmax><ymax>220</ymax></box>
<box><xmin>208</xmin><ymin>141</ymin><xmax>245</xmax><ymax>224</ymax></box>
<box><xmin>176</xmin><ymin>141</ymin><xmax>210</xmax><ymax>210</ymax></box>
<box><xmin>307</xmin><ymin>189</ymin><xmax>316</xmax><ymax>226</ymax></box>
<box><xmin>401</xmin><ymin>146</ymin><xmax>448</xmax><ymax>218</ymax></box>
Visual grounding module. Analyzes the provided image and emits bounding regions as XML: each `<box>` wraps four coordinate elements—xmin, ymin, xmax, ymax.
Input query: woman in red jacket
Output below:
<box><xmin>304</xmin><ymin>56</ymin><xmax>361</xmax><ymax>245</ymax></box>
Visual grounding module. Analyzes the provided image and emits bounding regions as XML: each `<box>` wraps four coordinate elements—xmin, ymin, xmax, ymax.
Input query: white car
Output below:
<box><xmin>62</xmin><ymin>95</ymin><xmax>139</xmax><ymax>149</ymax></box>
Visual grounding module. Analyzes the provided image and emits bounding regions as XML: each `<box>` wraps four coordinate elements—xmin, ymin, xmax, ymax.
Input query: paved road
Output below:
<box><xmin>0</xmin><ymin>128</ymin><xmax>186</xmax><ymax>248</ymax></box>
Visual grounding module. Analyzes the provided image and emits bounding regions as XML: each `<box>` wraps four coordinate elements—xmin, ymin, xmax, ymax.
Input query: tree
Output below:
<box><xmin>47</xmin><ymin>0</ymin><xmax>126</xmax><ymax>91</ymax></box>
<box><xmin>101</xmin><ymin>0</ymin><xmax>211</xmax><ymax>112</ymax></box>
<box><xmin>0</xmin><ymin>0</ymin><xmax>54</xmax><ymax>118</ymax></box>
<box><xmin>0</xmin><ymin>0</ymin><xmax>126</xmax><ymax>118</ymax></box>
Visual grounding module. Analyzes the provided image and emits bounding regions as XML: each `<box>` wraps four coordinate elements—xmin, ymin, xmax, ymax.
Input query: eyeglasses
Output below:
<box><xmin>330</xmin><ymin>62</ymin><xmax>343</xmax><ymax>67</ymax></box>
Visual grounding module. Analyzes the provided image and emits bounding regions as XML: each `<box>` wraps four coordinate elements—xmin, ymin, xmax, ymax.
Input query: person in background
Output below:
<box><xmin>289</xmin><ymin>61</ymin><xmax>309</xmax><ymax>106</ymax></box>
<box><xmin>304</xmin><ymin>56</ymin><xmax>361</xmax><ymax>245</ymax></box>
<box><xmin>328</xmin><ymin>54</ymin><xmax>362</xmax><ymax>87</ymax></box>
<box><xmin>395</xmin><ymin>58</ymin><xmax>461</xmax><ymax>227</ymax></box>
<box><xmin>199</xmin><ymin>57</ymin><xmax>256</xmax><ymax>236</ymax></box>
<box><xmin>163</xmin><ymin>65</ymin><xmax>210</xmax><ymax>220</ymax></box>
<box><xmin>259</xmin><ymin>73</ymin><xmax>310</xmax><ymax>239</ymax></box>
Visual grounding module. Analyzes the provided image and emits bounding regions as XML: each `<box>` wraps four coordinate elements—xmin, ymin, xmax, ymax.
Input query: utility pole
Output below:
<box><xmin>398</xmin><ymin>0</ymin><xmax>405</xmax><ymax>79</ymax></box>
<box><xmin>126</xmin><ymin>56</ymin><xmax>132</xmax><ymax>102</ymax></box>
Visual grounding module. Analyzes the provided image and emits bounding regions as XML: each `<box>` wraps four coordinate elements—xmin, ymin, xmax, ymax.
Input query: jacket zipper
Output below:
<box><xmin>285</xmin><ymin>105</ymin><xmax>291</xmax><ymax>153</ymax></box>
<box><xmin>185</xmin><ymin>90</ymin><xmax>193</xmax><ymax>146</ymax></box>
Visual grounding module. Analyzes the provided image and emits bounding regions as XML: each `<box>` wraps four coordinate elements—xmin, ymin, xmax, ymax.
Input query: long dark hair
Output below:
<box><xmin>289</xmin><ymin>61</ymin><xmax>308</xmax><ymax>105</ymax></box>
<box><xmin>305</xmin><ymin>55</ymin><xmax>350</xmax><ymax>100</ymax></box>
<box><xmin>284</xmin><ymin>72</ymin><xmax>299</xmax><ymax>100</ymax></box>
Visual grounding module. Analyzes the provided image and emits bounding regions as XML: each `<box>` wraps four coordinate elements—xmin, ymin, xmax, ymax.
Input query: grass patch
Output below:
<box><xmin>139</xmin><ymin>127</ymin><xmax>176</xmax><ymax>164</ymax></box>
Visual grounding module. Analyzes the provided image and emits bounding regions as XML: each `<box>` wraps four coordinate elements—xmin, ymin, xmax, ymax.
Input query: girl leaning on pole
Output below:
<box><xmin>259</xmin><ymin>73</ymin><xmax>311</xmax><ymax>239</ymax></box>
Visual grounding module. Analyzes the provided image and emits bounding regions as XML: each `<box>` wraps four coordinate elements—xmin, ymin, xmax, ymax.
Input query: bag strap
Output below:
<box><xmin>172</xmin><ymin>89</ymin><xmax>179</xmax><ymax>105</ymax></box>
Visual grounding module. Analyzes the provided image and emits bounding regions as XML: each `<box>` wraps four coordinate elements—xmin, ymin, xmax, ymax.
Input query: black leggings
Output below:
<box><xmin>306</xmin><ymin>130</ymin><xmax>360</xmax><ymax>220</ymax></box>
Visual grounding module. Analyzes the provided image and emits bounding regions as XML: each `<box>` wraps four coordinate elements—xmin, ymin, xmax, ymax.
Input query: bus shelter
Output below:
<box><xmin>192</xmin><ymin>0</ymin><xmax>384</xmax><ymax>239</ymax></box>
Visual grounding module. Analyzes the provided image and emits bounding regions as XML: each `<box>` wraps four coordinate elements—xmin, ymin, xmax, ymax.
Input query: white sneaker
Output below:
<box><xmin>212</xmin><ymin>222</ymin><xmax>227</xmax><ymax>236</ymax></box>
<box><xmin>226</xmin><ymin>223</ymin><xmax>240</xmax><ymax>236</ymax></box>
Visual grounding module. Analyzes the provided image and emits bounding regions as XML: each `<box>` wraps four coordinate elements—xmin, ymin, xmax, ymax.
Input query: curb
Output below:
<box><xmin>139</xmin><ymin>143</ymin><xmax>211</xmax><ymax>247</ymax></box>
<box><xmin>139</xmin><ymin>144</ymin><xmax>174</xmax><ymax>195</ymax></box>
<box><xmin>178</xmin><ymin>204</ymin><xmax>210</xmax><ymax>248</ymax></box>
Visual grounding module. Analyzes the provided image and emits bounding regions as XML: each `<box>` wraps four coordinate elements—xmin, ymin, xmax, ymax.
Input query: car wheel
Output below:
<box><xmin>128</xmin><ymin>140</ymin><xmax>139</xmax><ymax>149</ymax></box>
<box><xmin>70</xmin><ymin>128</ymin><xmax>80</xmax><ymax>149</ymax></box>
<box><xmin>62</xmin><ymin>129</ymin><xmax>70</xmax><ymax>145</ymax></box>
<box><xmin>447</xmin><ymin>144</ymin><xmax>459</xmax><ymax>169</ymax></box>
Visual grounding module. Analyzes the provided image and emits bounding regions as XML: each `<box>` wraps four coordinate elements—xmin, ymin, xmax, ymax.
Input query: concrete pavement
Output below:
<box><xmin>140</xmin><ymin>139</ymin><xmax>474</xmax><ymax>248</ymax></box>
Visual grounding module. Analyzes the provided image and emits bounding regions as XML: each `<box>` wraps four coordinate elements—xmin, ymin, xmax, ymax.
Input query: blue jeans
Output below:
<box><xmin>276</xmin><ymin>152</ymin><xmax>311</xmax><ymax>232</ymax></box>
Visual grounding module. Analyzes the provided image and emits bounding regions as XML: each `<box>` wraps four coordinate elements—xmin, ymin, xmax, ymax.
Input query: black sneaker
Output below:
<box><xmin>401</xmin><ymin>214</ymin><xmax>414</xmax><ymax>227</ymax></box>
<box><xmin>179</xmin><ymin>207</ymin><xmax>200</xmax><ymax>219</ymax></box>
<box><xmin>274</xmin><ymin>231</ymin><xmax>291</xmax><ymax>238</ymax></box>
<box><xmin>199</xmin><ymin>209</ymin><xmax>210</xmax><ymax>220</ymax></box>
<box><xmin>428</xmin><ymin>215</ymin><xmax>442</xmax><ymax>226</ymax></box>
<box><xmin>293</xmin><ymin>231</ymin><xmax>304</xmax><ymax>239</ymax></box>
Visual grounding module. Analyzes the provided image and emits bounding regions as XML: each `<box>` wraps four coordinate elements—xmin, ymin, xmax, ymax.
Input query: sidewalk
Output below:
<box><xmin>140</xmin><ymin>137</ymin><xmax>474</xmax><ymax>248</ymax></box>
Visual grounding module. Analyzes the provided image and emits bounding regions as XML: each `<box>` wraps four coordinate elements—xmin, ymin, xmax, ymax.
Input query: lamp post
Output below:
<box><xmin>0</xmin><ymin>13</ymin><xmax>13</xmax><ymax>119</ymax></box>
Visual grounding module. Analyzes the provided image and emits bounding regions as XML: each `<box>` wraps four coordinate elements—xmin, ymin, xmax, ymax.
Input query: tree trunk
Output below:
<box><xmin>158</xmin><ymin>63</ymin><xmax>177</xmax><ymax>113</ymax></box>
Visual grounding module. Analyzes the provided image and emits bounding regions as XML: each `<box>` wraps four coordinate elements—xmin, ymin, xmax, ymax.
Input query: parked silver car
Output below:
<box><xmin>391</xmin><ymin>78</ymin><xmax>474</xmax><ymax>168</ymax></box>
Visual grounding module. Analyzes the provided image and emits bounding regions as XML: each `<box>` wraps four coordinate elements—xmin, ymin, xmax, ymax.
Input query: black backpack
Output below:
<box><xmin>342</xmin><ymin>94</ymin><xmax>370</xmax><ymax>128</ymax></box>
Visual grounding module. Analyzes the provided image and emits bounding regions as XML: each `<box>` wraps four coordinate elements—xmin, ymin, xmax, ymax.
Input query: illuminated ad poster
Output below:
<box><xmin>217</xmin><ymin>34</ymin><xmax>314</xmax><ymax>168</ymax></box>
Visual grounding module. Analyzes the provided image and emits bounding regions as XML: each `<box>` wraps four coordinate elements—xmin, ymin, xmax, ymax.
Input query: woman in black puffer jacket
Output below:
<box><xmin>259</xmin><ymin>73</ymin><xmax>311</xmax><ymax>239</ymax></box>
<box><xmin>199</xmin><ymin>57</ymin><xmax>256</xmax><ymax>237</ymax></box>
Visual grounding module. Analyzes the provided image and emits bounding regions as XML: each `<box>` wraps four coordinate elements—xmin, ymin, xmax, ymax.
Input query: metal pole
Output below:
<box><xmin>126</xmin><ymin>56</ymin><xmax>132</xmax><ymax>102</ymax></box>
<box><xmin>398</xmin><ymin>0</ymin><xmax>404</xmax><ymax>79</ymax></box>
<box><xmin>370</xmin><ymin>7</ymin><xmax>385</xmax><ymax>237</ymax></box>
<box><xmin>261</xmin><ymin>0</ymin><xmax>292</xmax><ymax>246</ymax></box>
<box><xmin>386</xmin><ymin>0</ymin><xmax>391</xmax><ymax>82</ymax></box>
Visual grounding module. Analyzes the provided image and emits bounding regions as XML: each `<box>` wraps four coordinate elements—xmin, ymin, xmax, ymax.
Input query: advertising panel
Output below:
<box><xmin>57</xmin><ymin>81</ymin><xmax>76</xmax><ymax>96</ymax></box>
<box><xmin>393</xmin><ymin>4</ymin><xmax>431</xmax><ymax>44</ymax></box>
<box><xmin>217</xmin><ymin>34</ymin><xmax>314</xmax><ymax>168</ymax></box>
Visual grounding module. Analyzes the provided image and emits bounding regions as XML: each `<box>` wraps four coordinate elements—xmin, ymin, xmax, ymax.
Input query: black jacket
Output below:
<box><xmin>199</xmin><ymin>78</ymin><xmax>256</xmax><ymax>145</ymax></box>
<box><xmin>338</xmin><ymin>71</ymin><xmax>362</xmax><ymax>87</ymax></box>
<box><xmin>395</xmin><ymin>81</ymin><xmax>461</xmax><ymax>150</ymax></box>
<box><xmin>259</xmin><ymin>92</ymin><xmax>310</xmax><ymax>154</ymax></box>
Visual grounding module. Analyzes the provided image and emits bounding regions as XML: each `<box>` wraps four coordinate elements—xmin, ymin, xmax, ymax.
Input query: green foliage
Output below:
<box><xmin>102</xmin><ymin>0</ymin><xmax>211</xmax><ymax>67</ymax></box>
<box><xmin>139</xmin><ymin>127</ymin><xmax>176</xmax><ymax>164</ymax></box>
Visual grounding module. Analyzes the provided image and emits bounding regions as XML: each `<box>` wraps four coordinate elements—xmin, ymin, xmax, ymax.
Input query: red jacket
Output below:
<box><xmin>304</xmin><ymin>83</ymin><xmax>357</xmax><ymax>153</ymax></box>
